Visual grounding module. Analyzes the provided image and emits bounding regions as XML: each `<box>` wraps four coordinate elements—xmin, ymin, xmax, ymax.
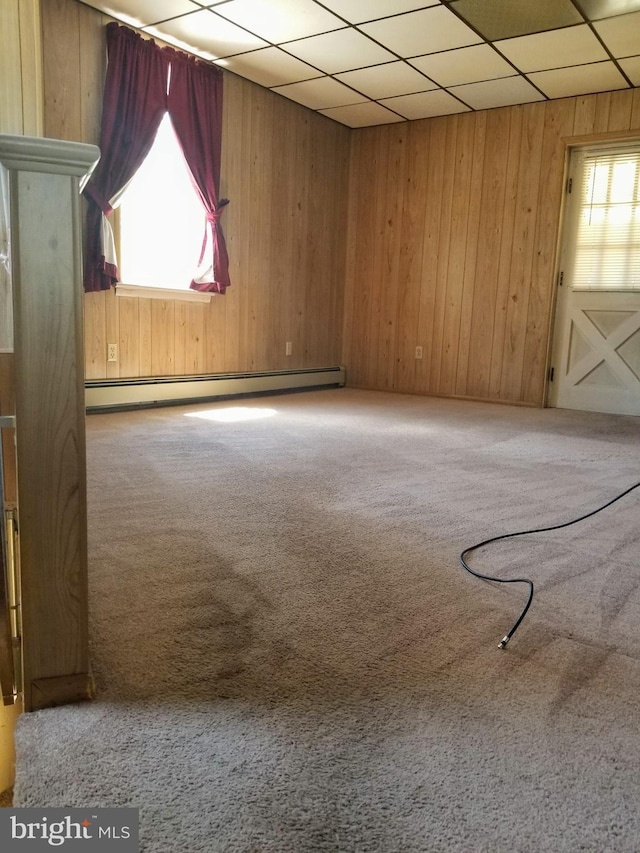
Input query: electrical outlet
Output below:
<box><xmin>285</xmin><ymin>341</ymin><xmax>293</xmax><ymax>356</ymax></box>
<box><xmin>107</xmin><ymin>343</ymin><xmax>118</xmax><ymax>362</ymax></box>
<box><xmin>415</xmin><ymin>346</ymin><xmax>423</xmax><ymax>359</ymax></box>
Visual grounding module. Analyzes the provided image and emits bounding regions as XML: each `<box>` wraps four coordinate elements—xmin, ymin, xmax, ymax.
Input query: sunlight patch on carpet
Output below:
<box><xmin>184</xmin><ymin>407</ymin><xmax>278</xmax><ymax>423</ymax></box>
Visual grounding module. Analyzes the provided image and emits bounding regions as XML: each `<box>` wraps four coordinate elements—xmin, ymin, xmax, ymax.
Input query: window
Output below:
<box><xmin>82</xmin><ymin>23</ymin><xmax>229</xmax><ymax>296</ymax></box>
<box><xmin>118</xmin><ymin>114</ymin><xmax>207</xmax><ymax>293</ymax></box>
<box><xmin>572</xmin><ymin>146</ymin><xmax>640</xmax><ymax>291</ymax></box>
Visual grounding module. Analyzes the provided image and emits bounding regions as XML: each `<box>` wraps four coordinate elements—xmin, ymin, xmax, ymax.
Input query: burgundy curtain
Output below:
<box><xmin>167</xmin><ymin>51</ymin><xmax>230</xmax><ymax>294</ymax></box>
<box><xmin>83</xmin><ymin>24</ymin><xmax>169</xmax><ymax>292</ymax></box>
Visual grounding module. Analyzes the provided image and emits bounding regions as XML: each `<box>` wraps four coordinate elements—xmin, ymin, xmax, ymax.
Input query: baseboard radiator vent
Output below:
<box><xmin>85</xmin><ymin>366</ymin><xmax>346</xmax><ymax>412</ymax></box>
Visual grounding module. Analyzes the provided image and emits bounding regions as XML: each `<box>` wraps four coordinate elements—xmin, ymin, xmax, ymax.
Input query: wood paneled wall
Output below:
<box><xmin>0</xmin><ymin>0</ymin><xmax>43</xmax><ymax>136</ymax></box>
<box><xmin>41</xmin><ymin>0</ymin><xmax>350</xmax><ymax>381</ymax></box>
<box><xmin>343</xmin><ymin>90</ymin><xmax>640</xmax><ymax>405</ymax></box>
<box><xmin>40</xmin><ymin>1</ymin><xmax>640</xmax><ymax>402</ymax></box>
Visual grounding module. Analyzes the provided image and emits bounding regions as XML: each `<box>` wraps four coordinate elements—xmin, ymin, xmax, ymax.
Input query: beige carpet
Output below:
<box><xmin>14</xmin><ymin>388</ymin><xmax>640</xmax><ymax>852</ymax></box>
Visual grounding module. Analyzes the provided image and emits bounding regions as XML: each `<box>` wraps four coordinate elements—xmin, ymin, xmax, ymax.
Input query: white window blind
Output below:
<box><xmin>572</xmin><ymin>149</ymin><xmax>640</xmax><ymax>291</ymax></box>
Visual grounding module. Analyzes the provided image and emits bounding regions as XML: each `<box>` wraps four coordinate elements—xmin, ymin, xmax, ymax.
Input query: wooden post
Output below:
<box><xmin>0</xmin><ymin>135</ymin><xmax>99</xmax><ymax>711</ymax></box>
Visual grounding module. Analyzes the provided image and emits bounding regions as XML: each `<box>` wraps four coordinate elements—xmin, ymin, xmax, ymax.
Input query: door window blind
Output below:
<box><xmin>572</xmin><ymin>149</ymin><xmax>640</xmax><ymax>291</ymax></box>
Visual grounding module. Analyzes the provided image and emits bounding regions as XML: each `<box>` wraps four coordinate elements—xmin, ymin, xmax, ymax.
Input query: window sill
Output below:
<box><xmin>115</xmin><ymin>283</ymin><xmax>212</xmax><ymax>303</ymax></box>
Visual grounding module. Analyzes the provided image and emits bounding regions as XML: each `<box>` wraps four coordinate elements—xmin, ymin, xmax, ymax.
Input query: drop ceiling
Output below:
<box><xmin>81</xmin><ymin>0</ymin><xmax>640</xmax><ymax>127</ymax></box>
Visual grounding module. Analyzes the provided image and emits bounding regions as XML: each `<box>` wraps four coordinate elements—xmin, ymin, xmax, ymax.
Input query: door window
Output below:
<box><xmin>571</xmin><ymin>147</ymin><xmax>640</xmax><ymax>291</ymax></box>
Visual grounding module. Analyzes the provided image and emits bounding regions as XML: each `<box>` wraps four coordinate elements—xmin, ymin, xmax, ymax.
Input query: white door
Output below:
<box><xmin>549</xmin><ymin>144</ymin><xmax>640</xmax><ymax>416</ymax></box>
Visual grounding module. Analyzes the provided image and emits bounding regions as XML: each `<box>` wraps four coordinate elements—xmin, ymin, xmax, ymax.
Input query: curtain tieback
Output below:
<box><xmin>199</xmin><ymin>200</ymin><xmax>230</xmax><ymax>263</ymax></box>
<box><xmin>206</xmin><ymin>199</ymin><xmax>229</xmax><ymax>225</ymax></box>
<box><xmin>199</xmin><ymin>205</ymin><xmax>223</xmax><ymax>264</ymax></box>
<box><xmin>83</xmin><ymin>184</ymin><xmax>114</xmax><ymax>216</ymax></box>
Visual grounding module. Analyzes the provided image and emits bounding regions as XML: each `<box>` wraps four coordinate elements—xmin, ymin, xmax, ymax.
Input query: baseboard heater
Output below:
<box><xmin>85</xmin><ymin>366</ymin><xmax>346</xmax><ymax>412</ymax></box>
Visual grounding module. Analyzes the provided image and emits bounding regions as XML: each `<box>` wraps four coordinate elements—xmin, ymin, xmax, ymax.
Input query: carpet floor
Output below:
<box><xmin>13</xmin><ymin>388</ymin><xmax>640</xmax><ymax>852</ymax></box>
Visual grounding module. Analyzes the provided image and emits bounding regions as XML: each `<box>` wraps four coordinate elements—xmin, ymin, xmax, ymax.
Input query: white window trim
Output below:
<box><xmin>115</xmin><ymin>283</ymin><xmax>212</xmax><ymax>303</ymax></box>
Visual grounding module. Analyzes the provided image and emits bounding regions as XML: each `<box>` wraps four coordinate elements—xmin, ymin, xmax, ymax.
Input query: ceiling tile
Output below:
<box><xmin>319</xmin><ymin>102</ymin><xmax>406</xmax><ymax>127</ymax></box>
<box><xmin>282</xmin><ymin>28</ymin><xmax>396</xmax><ymax>74</ymax></box>
<box><xmin>495</xmin><ymin>24</ymin><xmax>608</xmax><ymax>73</ymax></box>
<box><xmin>272</xmin><ymin>77</ymin><xmax>365</xmax><ymax>110</ymax></box>
<box><xmin>144</xmin><ymin>11</ymin><xmax>268</xmax><ymax>57</ymax></box>
<box><xmin>527</xmin><ymin>61</ymin><xmax>629</xmax><ymax>98</ymax></box>
<box><xmin>409</xmin><ymin>44</ymin><xmax>514</xmax><ymax>86</ymax></box>
<box><xmin>335</xmin><ymin>62</ymin><xmax>437</xmax><ymax>99</ymax></box>
<box><xmin>318</xmin><ymin>0</ymin><xmax>440</xmax><ymax>25</ymax></box>
<box><xmin>573</xmin><ymin>0</ymin><xmax>640</xmax><ymax>20</ymax></box>
<box><xmin>82</xmin><ymin>0</ymin><xmax>196</xmax><ymax>26</ymax></box>
<box><xmin>379</xmin><ymin>88</ymin><xmax>471</xmax><ymax>120</ymax></box>
<box><xmin>449</xmin><ymin>75</ymin><xmax>545</xmax><ymax>110</ymax></box>
<box><xmin>618</xmin><ymin>54</ymin><xmax>640</xmax><ymax>84</ymax></box>
<box><xmin>450</xmin><ymin>0</ymin><xmax>583</xmax><ymax>41</ymax></box>
<box><xmin>211</xmin><ymin>0</ymin><xmax>344</xmax><ymax>43</ymax></box>
<box><xmin>217</xmin><ymin>47</ymin><xmax>322</xmax><ymax>87</ymax></box>
<box><xmin>76</xmin><ymin>0</ymin><xmax>640</xmax><ymax>126</ymax></box>
<box><xmin>360</xmin><ymin>6</ymin><xmax>482</xmax><ymax>58</ymax></box>
<box><xmin>593</xmin><ymin>11</ymin><xmax>640</xmax><ymax>57</ymax></box>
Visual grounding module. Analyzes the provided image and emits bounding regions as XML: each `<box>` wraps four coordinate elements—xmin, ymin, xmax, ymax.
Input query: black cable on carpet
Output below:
<box><xmin>460</xmin><ymin>480</ymin><xmax>640</xmax><ymax>648</ymax></box>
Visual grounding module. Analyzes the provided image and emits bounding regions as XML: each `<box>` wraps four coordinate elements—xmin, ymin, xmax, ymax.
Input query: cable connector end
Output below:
<box><xmin>498</xmin><ymin>635</ymin><xmax>509</xmax><ymax>649</ymax></box>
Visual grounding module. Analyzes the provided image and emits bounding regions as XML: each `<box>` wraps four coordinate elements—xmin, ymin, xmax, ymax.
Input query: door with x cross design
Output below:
<box><xmin>549</xmin><ymin>144</ymin><xmax>640</xmax><ymax>416</ymax></box>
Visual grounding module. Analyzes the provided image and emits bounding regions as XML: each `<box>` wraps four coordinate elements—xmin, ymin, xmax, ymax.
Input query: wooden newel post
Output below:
<box><xmin>0</xmin><ymin>135</ymin><xmax>99</xmax><ymax>711</ymax></box>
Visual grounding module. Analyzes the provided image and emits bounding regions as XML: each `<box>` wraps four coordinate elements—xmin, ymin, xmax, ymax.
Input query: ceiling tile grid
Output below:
<box><xmin>83</xmin><ymin>0</ymin><xmax>640</xmax><ymax>126</ymax></box>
